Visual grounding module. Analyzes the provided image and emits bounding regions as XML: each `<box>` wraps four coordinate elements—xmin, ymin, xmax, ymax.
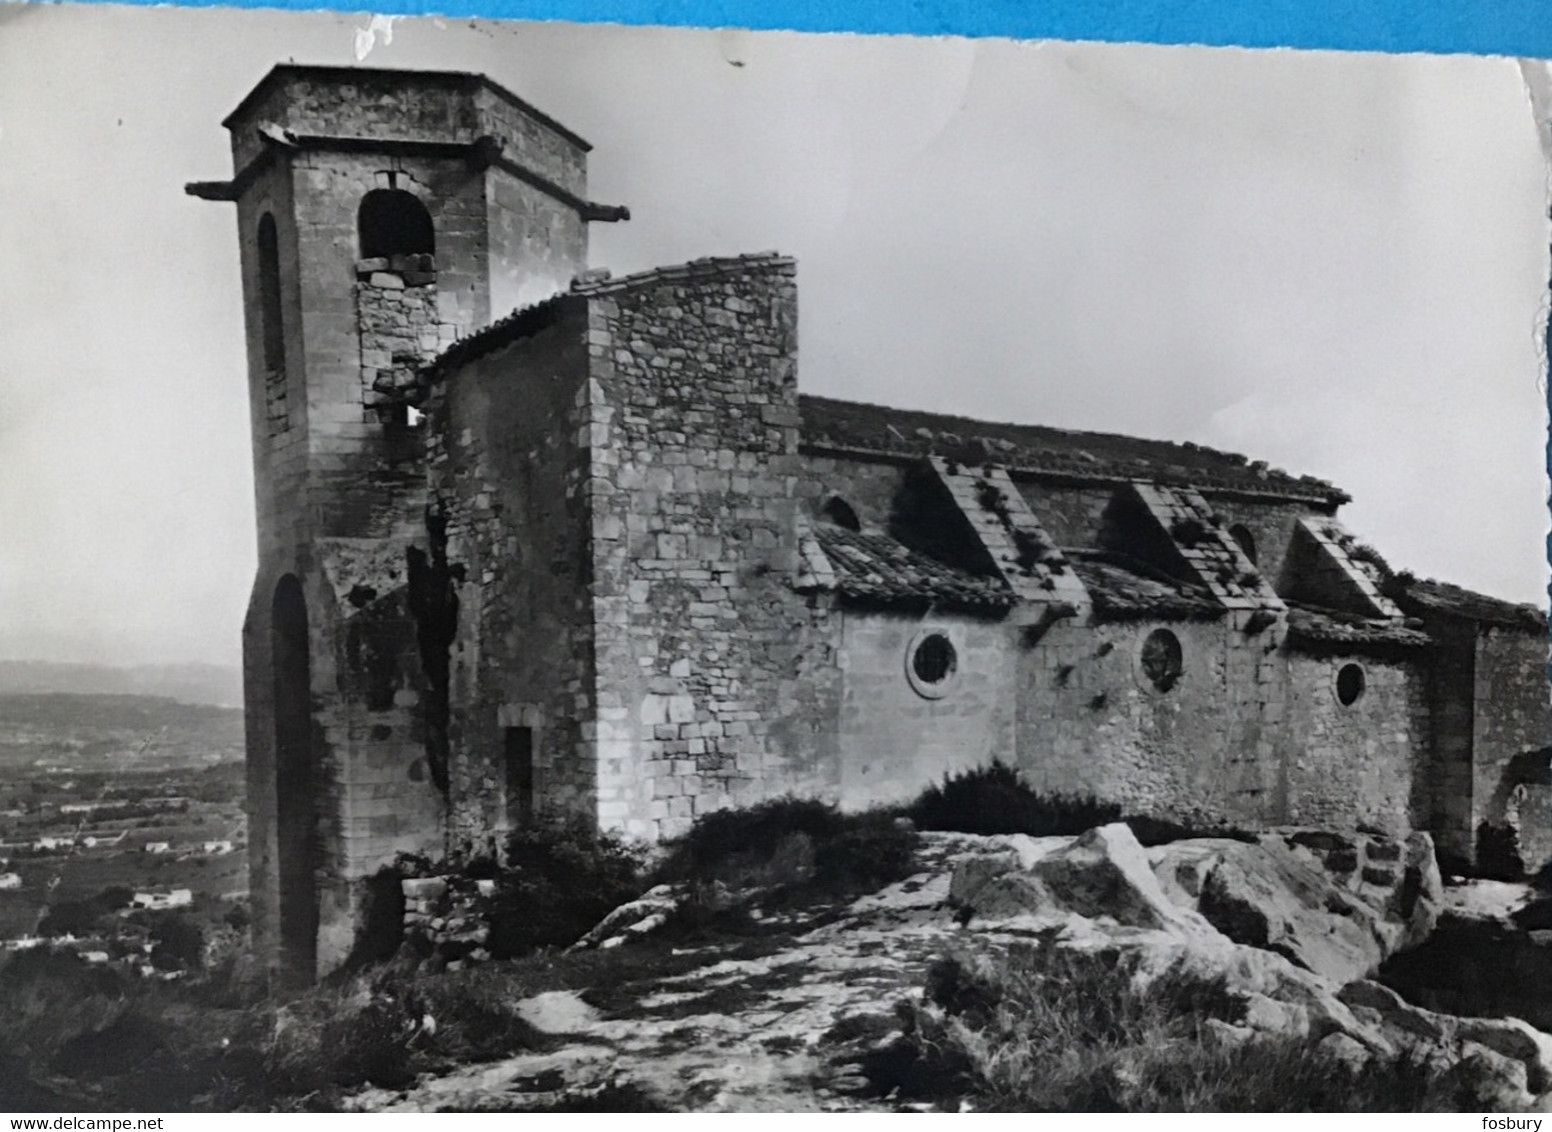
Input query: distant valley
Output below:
<box><xmin>0</xmin><ymin>687</ymin><xmax>246</xmax><ymax>951</ymax></box>
<box><xmin>0</xmin><ymin>660</ymin><xmax>243</xmax><ymax>708</ymax></box>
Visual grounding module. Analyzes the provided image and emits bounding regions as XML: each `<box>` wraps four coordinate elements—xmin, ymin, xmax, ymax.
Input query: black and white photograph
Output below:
<box><xmin>1</xmin><ymin>3</ymin><xmax>1550</xmax><ymax>1112</ymax></box>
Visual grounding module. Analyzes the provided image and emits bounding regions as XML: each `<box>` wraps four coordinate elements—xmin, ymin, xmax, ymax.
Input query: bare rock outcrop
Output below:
<box><xmin>942</xmin><ymin>822</ymin><xmax>1547</xmax><ymax>1106</ymax></box>
<box><xmin>1148</xmin><ymin>829</ymin><xmax>1441</xmax><ymax>985</ymax></box>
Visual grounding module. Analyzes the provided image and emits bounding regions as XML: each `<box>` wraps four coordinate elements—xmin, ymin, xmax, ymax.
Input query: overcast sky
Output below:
<box><xmin>0</xmin><ymin>3</ymin><xmax>1548</xmax><ymax>667</ymax></box>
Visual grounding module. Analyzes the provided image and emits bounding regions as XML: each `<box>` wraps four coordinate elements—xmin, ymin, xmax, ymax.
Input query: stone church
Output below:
<box><xmin>188</xmin><ymin>64</ymin><xmax>1552</xmax><ymax>983</ymax></box>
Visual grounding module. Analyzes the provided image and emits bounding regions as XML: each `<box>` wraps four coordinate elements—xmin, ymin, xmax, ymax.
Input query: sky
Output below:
<box><xmin>0</xmin><ymin>3</ymin><xmax>1548</xmax><ymax>667</ymax></box>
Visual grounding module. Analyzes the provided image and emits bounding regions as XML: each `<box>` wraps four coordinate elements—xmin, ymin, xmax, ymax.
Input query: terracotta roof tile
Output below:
<box><xmin>1068</xmin><ymin>556</ymin><xmax>1222</xmax><ymax>622</ymax></box>
<box><xmin>1399</xmin><ymin>579</ymin><xmax>1548</xmax><ymax>634</ymax></box>
<box><xmin>799</xmin><ymin>395</ymin><xmax>1348</xmax><ymax>505</ymax></box>
<box><xmin>1284</xmin><ymin>604</ymin><xmax>1431</xmax><ymax>651</ymax></box>
<box><xmin>809</xmin><ymin>525</ymin><xmax>1014</xmax><ymax>611</ymax></box>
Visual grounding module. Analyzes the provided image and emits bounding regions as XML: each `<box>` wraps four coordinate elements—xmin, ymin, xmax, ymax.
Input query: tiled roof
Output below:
<box><xmin>1284</xmin><ymin>604</ymin><xmax>1432</xmax><ymax>652</ymax></box>
<box><xmin>422</xmin><ymin>254</ymin><xmax>794</xmax><ymax>383</ymax></box>
<box><xmin>808</xmin><ymin>525</ymin><xmax>1015</xmax><ymax>611</ymax></box>
<box><xmin>799</xmin><ymin>395</ymin><xmax>1348</xmax><ymax>505</ymax></box>
<box><xmin>1068</xmin><ymin>556</ymin><xmax>1222</xmax><ymax>622</ymax></box>
<box><xmin>1399</xmin><ymin>579</ymin><xmax>1548</xmax><ymax>634</ymax></box>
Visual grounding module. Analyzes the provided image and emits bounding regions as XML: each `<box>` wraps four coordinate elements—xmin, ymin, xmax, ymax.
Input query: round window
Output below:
<box><xmin>906</xmin><ymin>630</ymin><xmax>958</xmax><ymax>699</ymax></box>
<box><xmin>1336</xmin><ymin>663</ymin><xmax>1366</xmax><ymax>707</ymax></box>
<box><xmin>1140</xmin><ymin>629</ymin><xmax>1183</xmax><ymax>693</ymax></box>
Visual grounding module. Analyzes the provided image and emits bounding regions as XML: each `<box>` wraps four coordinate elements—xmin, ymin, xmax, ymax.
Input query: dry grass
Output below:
<box><xmin>873</xmin><ymin>936</ymin><xmax>1499</xmax><ymax>1112</ymax></box>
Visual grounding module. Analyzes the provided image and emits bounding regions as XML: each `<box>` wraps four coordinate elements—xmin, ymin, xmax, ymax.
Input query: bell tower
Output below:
<box><xmin>188</xmin><ymin>65</ymin><xmax>627</xmax><ymax>984</ymax></box>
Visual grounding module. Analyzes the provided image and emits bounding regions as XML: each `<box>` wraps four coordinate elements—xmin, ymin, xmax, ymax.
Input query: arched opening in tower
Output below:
<box><xmin>257</xmin><ymin>212</ymin><xmax>285</xmax><ymax>378</ymax></box>
<box><xmin>271</xmin><ymin>574</ymin><xmax>319</xmax><ymax>985</ymax></box>
<box><xmin>358</xmin><ymin>188</ymin><xmax>435</xmax><ymax>261</ymax></box>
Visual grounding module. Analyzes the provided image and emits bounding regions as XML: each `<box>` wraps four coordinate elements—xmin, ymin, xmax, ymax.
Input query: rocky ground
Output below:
<box><xmin>343</xmin><ymin>827</ymin><xmax>1552</xmax><ymax>1112</ymax></box>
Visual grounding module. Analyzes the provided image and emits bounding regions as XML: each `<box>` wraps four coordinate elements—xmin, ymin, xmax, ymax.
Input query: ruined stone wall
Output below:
<box><xmin>1472</xmin><ymin>627</ymin><xmax>1552</xmax><ymax>867</ymax></box>
<box><xmin>279</xmin><ymin>151</ymin><xmax>488</xmax><ymax>971</ymax></box>
<box><xmin>835</xmin><ymin>611</ymin><xmax>1016</xmax><ymax>810</ymax></box>
<box><xmin>425</xmin><ymin>300</ymin><xmax>598</xmax><ymax>852</ymax></box>
<box><xmin>1014</xmin><ymin>616</ymin><xmax>1294</xmax><ymax>829</ymax></box>
<box><xmin>288</xmin><ymin>152</ymin><xmax>487</xmax><ymax>524</ymax></box>
<box><xmin>233</xmin><ymin>151</ymin><xmax>500</xmax><ymax>976</ymax></box>
<box><xmin>1281</xmin><ymin>652</ymin><xmax>1429</xmax><ymax>834</ymax></box>
<box><xmin>580</xmin><ymin>257</ymin><xmax>841</xmax><ymax>840</ymax></box>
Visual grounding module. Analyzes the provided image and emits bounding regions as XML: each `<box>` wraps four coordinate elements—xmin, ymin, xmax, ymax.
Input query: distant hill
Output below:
<box><xmin>0</xmin><ymin>662</ymin><xmax>243</xmax><ymax>708</ymax></box>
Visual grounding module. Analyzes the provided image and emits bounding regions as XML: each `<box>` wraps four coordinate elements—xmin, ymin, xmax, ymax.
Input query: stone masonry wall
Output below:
<box><xmin>1015</xmin><ymin>616</ymin><xmax>1291</xmax><ymax>828</ymax></box>
<box><xmin>796</xmin><ymin>455</ymin><xmax>908</xmax><ymax>532</ymax></box>
<box><xmin>425</xmin><ymin>300</ymin><xmax>598</xmax><ymax>851</ymax></box>
<box><xmin>579</xmin><ymin>256</ymin><xmax>841</xmax><ymax>840</ymax></box>
<box><xmin>836</xmin><ymin>611</ymin><xmax>1016</xmax><ymax>810</ymax></box>
<box><xmin>487</xmin><ymin>175</ymin><xmax>589</xmax><ymax>321</ymax></box>
<box><xmin>1206</xmin><ymin>497</ymin><xmax>1326</xmax><ymax>581</ymax></box>
<box><xmin>1421</xmin><ymin>619</ymin><xmax>1477</xmax><ymax>867</ymax></box>
<box><xmin>1472</xmin><ymin>627</ymin><xmax>1552</xmax><ymax>868</ymax></box>
<box><xmin>1013</xmin><ymin>482</ymin><xmax>1118</xmax><ymax>551</ymax></box>
<box><xmin>1282</xmin><ymin>652</ymin><xmax>1429</xmax><ymax>834</ymax></box>
<box><xmin>1013</xmin><ymin>606</ymin><xmax>1426</xmax><ymax>836</ymax></box>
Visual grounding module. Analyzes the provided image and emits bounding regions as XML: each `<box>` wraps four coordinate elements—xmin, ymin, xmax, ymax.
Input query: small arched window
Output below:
<box><xmin>257</xmin><ymin>213</ymin><xmax>285</xmax><ymax>378</ymax></box>
<box><xmin>358</xmin><ymin>189</ymin><xmax>435</xmax><ymax>260</ymax></box>
<box><xmin>821</xmin><ymin>495</ymin><xmax>861</xmax><ymax>532</ymax></box>
<box><xmin>1228</xmin><ymin>524</ymin><xmax>1257</xmax><ymax>565</ymax></box>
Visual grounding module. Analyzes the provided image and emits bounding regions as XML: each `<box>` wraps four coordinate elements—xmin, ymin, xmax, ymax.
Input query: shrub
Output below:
<box><xmin>36</xmin><ymin>899</ymin><xmax>109</xmax><ymax>938</ymax></box>
<box><xmin>906</xmin><ymin>761</ymin><xmax>1253</xmax><ymax>846</ymax></box>
<box><xmin>151</xmin><ymin>915</ymin><xmax>206</xmax><ymax>971</ymax></box>
<box><xmin>877</xmin><ymin>939</ymin><xmax>1497</xmax><ymax>1112</ymax></box>
<box><xmin>484</xmin><ymin>822</ymin><xmax>647</xmax><ymax>957</ymax></box>
<box><xmin>654</xmin><ymin>796</ymin><xmax>920</xmax><ymax>910</ymax></box>
<box><xmin>907</xmin><ymin>761</ymin><xmax>1120</xmax><ymax>837</ymax></box>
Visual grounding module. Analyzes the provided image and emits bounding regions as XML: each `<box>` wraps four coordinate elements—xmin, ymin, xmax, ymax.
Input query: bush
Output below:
<box><xmin>905</xmin><ymin>761</ymin><xmax>1253</xmax><ymax>846</ymax></box>
<box><xmin>877</xmin><ymin>938</ymin><xmax>1497</xmax><ymax>1112</ymax></box>
<box><xmin>36</xmin><ymin>899</ymin><xmax>109</xmax><ymax>939</ymax></box>
<box><xmin>484</xmin><ymin>822</ymin><xmax>648</xmax><ymax>958</ymax></box>
<box><xmin>907</xmin><ymin>761</ymin><xmax>1121</xmax><ymax>837</ymax></box>
<box><xmin>654</xmin><ymin>796</ymin><xmax>920</xmax><ymax>910</ymax></box>
<box><xmin>151</xmin><ymin>916</ymin><xmax>206</xmax><ymax>971</ymax></box>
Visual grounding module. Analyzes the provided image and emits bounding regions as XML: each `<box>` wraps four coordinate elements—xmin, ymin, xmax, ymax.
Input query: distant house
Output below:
<box><xmin>201</xmin><ymin>840</ymin><xmax>233</xmax><ymax>855</ymax></box>
<box><xmin>0</xmin><ymin>873</ymin><xmax>21</xmax><ymax>890</ymax></box>
<box><xmin>59</xmin><ymin>803</ymin><xmax>96</xmax><ymax>815</ymax></box>
<box><xmin>80</xmin><ymin>950</ymin><xmax>110</xmax><ymax>964</ymax></box>
<box><xmin>143</xmin><ymin>841</ymin><xmax>171</xmax><ymax>854</ymax></box>
<box><xmin>33</xmin><ymin>836</ymin><xmax>65</xmax><ymax>852</ymax></box>
<box><xmin>131</xmin><ymin>889</ymin><xmax>193</xmax><ymax>911</ymax></box>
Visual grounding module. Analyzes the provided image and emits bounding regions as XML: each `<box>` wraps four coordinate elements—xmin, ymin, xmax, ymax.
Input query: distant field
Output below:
<box><xmin>0</xmin><ymin>692</ymin><xmax>247</xmax><ymax>940</ymax></box>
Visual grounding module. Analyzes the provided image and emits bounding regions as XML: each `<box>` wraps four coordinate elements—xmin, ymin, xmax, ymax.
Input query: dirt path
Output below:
<box><xmin>346</xmin><ymin>850</ymin><xmax>977</xmax><ymax>1112</ymax></box>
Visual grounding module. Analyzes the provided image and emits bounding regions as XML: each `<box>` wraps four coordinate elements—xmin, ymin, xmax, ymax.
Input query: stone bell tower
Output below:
<box><xmin>188</xmin><ymin>65</ymin><xmax>627</xmax><ymax>984</ymax></box>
